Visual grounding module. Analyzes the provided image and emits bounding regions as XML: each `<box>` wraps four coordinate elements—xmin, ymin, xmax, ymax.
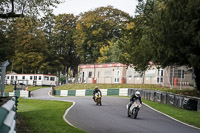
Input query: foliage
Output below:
<box><xmin>119</xmin><ymin>0</ymin><xmax>200</xmax><ymax>90</ymax></box>
<box><xmin>8</xmin><ymin>17</ymin><xmax>49</xmax><ymax>73</ymax></box>
<box><xmin>52</xmin><ymin>13</ymin><xmax>79</xmax><ymax>76</ymax></box>
<box><xmin>0</xmin><ymin>0</ymin><xmax>64</xmax><ymax>18</ymax></box>
<box><xmin>74</xmin><ymin>6</ymin><xmax>131</xmax><ymax>64</ymax></box>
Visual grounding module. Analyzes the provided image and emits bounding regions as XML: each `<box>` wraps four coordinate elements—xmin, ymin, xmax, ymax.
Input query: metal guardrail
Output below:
<box><xmin>0</xmin><ymin>96</ymin><xmax>18</xmax><ymax>133</ymax></box>
<box><xmin>0</xmin><ymin>60</ymin><xmax>9</xmax><ymax>97</ymax></box>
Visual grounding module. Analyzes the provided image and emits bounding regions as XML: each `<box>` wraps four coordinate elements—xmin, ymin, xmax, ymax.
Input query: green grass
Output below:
<box><xmin>17</xmin><ymin>98</ymin><xmax>85</xmax><ymax>133</ymax></box>
<box><xmin>55</xmin><ymin>84</ymin><xmax>200</xmax><ymax>97</ymax></box>
<box><xmin>142</xmin><ymin>99</ymin><xmax>200</xmax><ymax>128</ymax></box>
<box><xmin>4</xmin><ymin>85</ymin><xmax>47</xmax><ymax>92</ymax></box>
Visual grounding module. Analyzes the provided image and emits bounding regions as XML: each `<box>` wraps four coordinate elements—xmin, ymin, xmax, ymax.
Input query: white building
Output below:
<box><xmin>78</xmin><ymin>63</ymin><xmax>195</xmax><ymax>88</ymax></box>
<box><xmin>6</xmin><ymin>73</ymin><xmax>58</xmax><ymax>86</ymax></box>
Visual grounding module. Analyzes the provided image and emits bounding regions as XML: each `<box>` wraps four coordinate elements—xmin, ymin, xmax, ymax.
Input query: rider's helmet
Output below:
<box><xmin>95</xmin><ymin>86</ymin><xmax>98</xmax><ymax>89</ymax></box>
<box><xmin>135</xmin><ymin>91</ymin><xmax>140</xmax><ymax>97</ymax></box>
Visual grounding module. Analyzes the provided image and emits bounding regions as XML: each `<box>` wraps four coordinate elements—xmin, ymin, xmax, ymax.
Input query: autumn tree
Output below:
<box><xmin>74</xmin><ymin>6</ymin><xmax>131</xmax><ymax>64</ymax></box>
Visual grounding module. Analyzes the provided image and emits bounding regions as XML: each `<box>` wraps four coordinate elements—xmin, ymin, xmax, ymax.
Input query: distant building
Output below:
<box><xmin>78</xmin><ymin>63</ymin><xmax>195</xmax><ymax>88</ymax></box>
<box><xmin>6</xmin><ymin>73</ymin><xmax>58</xmax><ymax>86</ymax></box>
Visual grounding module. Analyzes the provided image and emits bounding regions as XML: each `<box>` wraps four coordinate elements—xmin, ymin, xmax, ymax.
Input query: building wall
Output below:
<box><xmin>78</xmin><ymin>63</ymin><xmax>195</xmax><ymax>87</ymax></box>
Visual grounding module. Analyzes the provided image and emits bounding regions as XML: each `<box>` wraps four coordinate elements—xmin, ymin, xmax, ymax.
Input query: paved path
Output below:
<box><xmin>30</xmin><ymin>88</ymin><xmax>200</xmax><ymax>133</ymax></box>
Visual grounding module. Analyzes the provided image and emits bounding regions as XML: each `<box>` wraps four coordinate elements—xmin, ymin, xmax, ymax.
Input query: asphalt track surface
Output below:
<box><xmin>30</xmin><ymin>88</ymin><xmax>200</xmax><ymax>133</ymax></box>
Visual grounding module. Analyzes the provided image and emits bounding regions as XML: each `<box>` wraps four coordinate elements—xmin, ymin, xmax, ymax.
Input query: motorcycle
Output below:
<box><xmin>94</xmin><ymin>92</ymin><xmax>102</xmax><ymax>106</ymax></box>
<box><xmin>127</xmin><ymin>99</ymin><xmax>142</xmax><ymax>119</ymax></box>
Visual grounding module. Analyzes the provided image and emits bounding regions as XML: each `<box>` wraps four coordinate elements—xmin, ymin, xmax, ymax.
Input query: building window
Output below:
<box><xmin>88</xmin><ymin>72</ymin><xmax>93</xmax><ymax>78</ymax></box>
<box><xmin>15</xmin><ymin>76</ymin><xmax>18</xmax><ymax>79</ymax></box>
<box><xmin>30</xmin><ymin>76</ymin><xmax>32</xmax><ymax>80</ymax></box>
<box><xmin>50</xmin><ymin>77</ymin><xmax>55</xmax><ymax>81</ymax></box>
<box><xmin>11</xmin><ymin>76</ymin><xmax>14</xmax><ymax>79</ymax></box>
<box><xmin>7</xmin><ymin>76</ymin><xmax>9</xmax><ymax>79</ymax></box>
<box><xmin>22</xmin><ymin>76</ymin><xmax>25</xmax><ymax>79</ymax></box>
<box><xmin>134</xmin><ymin>71</ymin><xmax>142</xmax><ymax>77</ymax></box>
<box><xmin>104</xmin><ymin>70</ymin><xmax>111</xmax><ymax>78</ymax></box>
<box><xmin>39</xmin><ymin>76</ymin><xmax>41</xmax><ymax>80</ymax></box>
<box><xmin>34</xmin><ymin>76</ymin><xmax>37</xmax><ymax>80</ymax></box>
<box><xmin>178</xmin><ymin>70</ymin><xmax>184</xmax><ymax>78</ymax></box>
<box><xmin>126</xmin><ymin>70</ymin><xmax>132</xmax><ymax>78</ymax></box>
<box><xmin>145</xmin><ymin>70</ymin><xmax>156</xmax><ymax>77</ymax></box>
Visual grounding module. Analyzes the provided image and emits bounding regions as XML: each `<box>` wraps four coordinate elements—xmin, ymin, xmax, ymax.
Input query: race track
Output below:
<box><xmin>30</xmin><ymin>88</ymin><xmax>200</xmax><ymax>133</ymax></box>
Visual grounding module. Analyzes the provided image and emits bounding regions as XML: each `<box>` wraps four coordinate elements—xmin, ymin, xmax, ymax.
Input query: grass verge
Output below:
<box><xmin>17</xmin><ymin>98</ymin><xmax>85</xmax><ymax>133</ymax></box>
<box><xmin>55</xmin><ymin>84</ymin><xmax>200</xmax><ymax>97</ymax></box>
<box><xmin>4</xmin><ymin>85</ymin><xmax>47</xmax><ymax>92</ymax></box>
<box><xmin>142</xmin><ymin>99</ymin><xmax>200</xmax><ymax>128</ymax></box>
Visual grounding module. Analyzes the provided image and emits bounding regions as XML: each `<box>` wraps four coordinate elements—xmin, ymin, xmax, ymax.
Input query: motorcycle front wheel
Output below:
<box><xmin>132</xmin><ymin>109</ymin><xmax>138</xmax><ymax>119</ymax></box>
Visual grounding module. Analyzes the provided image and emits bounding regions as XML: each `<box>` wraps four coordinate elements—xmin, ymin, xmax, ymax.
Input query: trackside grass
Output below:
<box><xmin>55</xmin><ymin>84</ymin><xmax>200</xmax><ymax>97</ymax></box>
<box><xmin>142</xmin><ymin>99</ymin><xmax>200</xmax><ymax>128</ymax></box>
<box><xmin>17</xmin><ymin>98</ymin><xmax>85</xmax><ymax>133</ymax></box>
<box><xmin>4</xmin><ymin>85</ymin><xmax>47</xmax><ymax>92</ymax></box>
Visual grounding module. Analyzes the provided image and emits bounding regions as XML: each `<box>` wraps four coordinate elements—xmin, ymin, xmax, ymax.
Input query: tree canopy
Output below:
<box><xmin>74</xmin><ymin>6</ymin><xmax>132</xmax><ymax>64</ymax></box>
<box><xmin>0</xmin><ymin>0</ymin><xmax>63</xmax><ymax>18</ymax></box>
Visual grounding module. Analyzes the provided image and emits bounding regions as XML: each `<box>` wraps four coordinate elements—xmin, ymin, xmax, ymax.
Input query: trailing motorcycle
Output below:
<box><xmin>94</xmin><ymin>92</ymin><xmax>102</xmax><ymax>106</ymax></box>
<box><xmin>127</xmin><ymin>99</ymin><xmax>142</xmax><ymax>119</ymax></box>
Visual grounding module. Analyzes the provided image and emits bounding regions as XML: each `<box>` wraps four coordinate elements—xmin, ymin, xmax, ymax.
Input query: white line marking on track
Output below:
<box><xmin>48</xmin><ymin>91</ymin><xmax>76</xmax><ymax>127</ymax></box>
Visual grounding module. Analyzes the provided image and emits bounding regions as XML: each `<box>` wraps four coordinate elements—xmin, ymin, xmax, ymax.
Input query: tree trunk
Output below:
<box><xmin>194</xmin><ymin>67</ymin><xmax>200</xmax><ymax>91</ymax></box>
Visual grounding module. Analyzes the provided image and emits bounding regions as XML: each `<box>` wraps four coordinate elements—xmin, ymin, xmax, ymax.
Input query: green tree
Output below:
<box><xmin>8</xmin><ymin>17</ymin><xmax>49</xmax><ymax>73</ymax></box>
<box><xmin>150</xmin><ymin>0</ymin><xmax>200</xmax><ymax>90</ymax></box>
<box><xmin>0</xmin><ymin>20</ymin><xmax>14</xmax><ymax>62</ymax></box>
<box><xmin>120</xmin><ymin>0</ymin><xmax>200</xmax><ymax>90</ymax></box>
<box><xmin>74</xmin><ymin>6</ymin><xmax>131</xmax><ymax>64</ymax></box>
<box><xmin>41</xmin><ymin>12</ymin><xmax>58</xmax><ymax>74</ymax></box>
<box><xmin>52</xmin><ymin>14</ymin><xmax>79</xmax><ymax>78</ymax></box>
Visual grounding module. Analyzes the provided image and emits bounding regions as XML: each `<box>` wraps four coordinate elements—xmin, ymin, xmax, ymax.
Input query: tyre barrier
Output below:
<box><xmin>0</xmin><ymin>96</ymin><xmax>18</xmax><ymax>133</ymax></box>
<box><xmin>128</xmin><ymin>88</ymin><xmax>200</xmax><ymax>112</ymax></box>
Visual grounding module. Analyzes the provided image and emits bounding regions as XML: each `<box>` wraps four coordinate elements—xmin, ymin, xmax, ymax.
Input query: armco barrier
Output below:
<box><xmin>128</xmin><ymin>88</ymin><xmax>200</xmax><ymax>112</ymax></box>
<box><xmin>0</xmin><ymin>96</ymin><xmax>18</xmax><ymax>133</ymax></box>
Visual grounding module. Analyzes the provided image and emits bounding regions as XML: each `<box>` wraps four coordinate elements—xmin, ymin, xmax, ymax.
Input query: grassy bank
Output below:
<box><xmin>17</xmin><ymin>99</ymin><xmax>85</xmax><ymax>133</ymax></box>
<box><xmin>55</xmin><ymin>84</ymin><xmax>200</xmax><ymax>97</ymax></box>
<box><xmin>4</xmin><ymin>85</ymin><xmax>47</xmax><ymax>92</ymax></box>
<box><xmin>143</xmin><ymin>99</ymin><xmax>200</xmax><ymax>128</ymax></box>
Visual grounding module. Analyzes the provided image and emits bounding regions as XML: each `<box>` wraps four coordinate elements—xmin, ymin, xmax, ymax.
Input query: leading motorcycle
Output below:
<box><xmin>94</xmin><ymin>92</ymin><xmax>102</xmax><ymax>106</ymax></box>
<box><xmin>127</xmin><ymin>99</ymin><xmax>142</xmax><ymax>119</ymax></box>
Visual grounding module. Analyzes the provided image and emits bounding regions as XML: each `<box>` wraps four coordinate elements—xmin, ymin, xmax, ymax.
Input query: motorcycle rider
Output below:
<box><xmin>128</xmin><ymin>91</ymin><xmax>142</xmax><ymax>112</ymax></box>
<box><xmin>93</xmin><ymin>86</ymin><xmax>102</xmax><ymax>102</ymax></box>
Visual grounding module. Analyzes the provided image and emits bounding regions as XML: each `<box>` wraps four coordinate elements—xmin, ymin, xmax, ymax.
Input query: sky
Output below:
<box><xmin>53</xmin><ymin>0</ymin><xmax>139</xmax><ymax>17</ymax></box>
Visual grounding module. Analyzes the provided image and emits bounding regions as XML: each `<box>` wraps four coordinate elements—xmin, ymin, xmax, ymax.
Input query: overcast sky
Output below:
<box><xmin>53</xmin><ymin>0</ymin><xmax>139</xmax><ymax>17</ymax></box>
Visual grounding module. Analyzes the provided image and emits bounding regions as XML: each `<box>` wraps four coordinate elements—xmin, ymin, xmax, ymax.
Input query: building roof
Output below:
<box><xmin>79</xmin><ymin>63</ymin><xmax>127</xmax><ymax>69</ymax></box>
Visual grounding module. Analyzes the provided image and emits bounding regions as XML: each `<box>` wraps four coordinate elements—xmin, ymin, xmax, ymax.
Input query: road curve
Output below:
<box><xmin>30</xmin><ymin>88</ymin><xmax>200</xmax><ymax>133</ymax></box>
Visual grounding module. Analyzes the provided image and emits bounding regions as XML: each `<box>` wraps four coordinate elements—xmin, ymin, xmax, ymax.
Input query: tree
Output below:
<box><xmin>149</xmin><ymin>0</ymin><xmax>200</xmax><ymax>90</ymax></box>
<box><xmin>8</xmin><ymin>17</ymin><xmax>49</xmax><ymax>73</ymax></box>
<box><xmin>52</xmin><ymin>14</ymin><xmax>79</xmax><ymax>78</ymax></box>
<box><xmin>0</xmin><ymin>0</ymin><xmax>63</xmax><ymax>18</ymax></box>
<box><xmin>74</xmin><ymin>6</ymin><xmax>131</xmax><ymax>64</ymax></box>
<box><xmin>41</xmin><ymin>12</ymin><xmax>58</xmax><ymax>74</ymax></box>
<box><xmin>120</xmin><ymin>0</ymin><xmax>200</xmax><ymax>90</ymax></box>
<box><xmin>0</xmin><ymin>20</ymin><xmax>14</xmax><ymax>62</ymax></box>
